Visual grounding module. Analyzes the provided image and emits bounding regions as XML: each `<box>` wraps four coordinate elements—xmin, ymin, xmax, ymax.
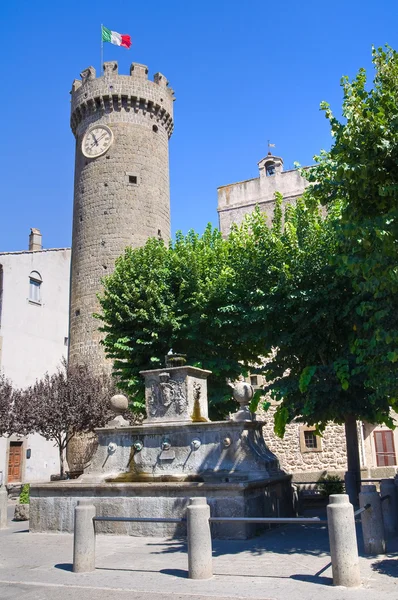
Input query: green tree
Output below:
<box><xmin>97</xmin><ymin>228</ymin><xmax>243</xmax><ymax>418</ymax></box>
<box><xmin>98</xmin><ymin>192</ymin><xmax>390</xmax><ymax>501</ymax></box>
<box><xmin>304</xmin><ymin>45</ymin><xmax>398</xmax><ymax>407</ymax></box>
<box><xmin>228</xmin><ymin>198</ymin><xmax>388</xmax><ymax>501</ymax></box>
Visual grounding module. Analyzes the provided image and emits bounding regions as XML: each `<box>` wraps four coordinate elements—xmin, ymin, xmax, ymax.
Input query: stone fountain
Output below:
<box><xmin>30</xmin><ymin>357</ymin><xmax>294</xmax><ymax>538</ymax></box>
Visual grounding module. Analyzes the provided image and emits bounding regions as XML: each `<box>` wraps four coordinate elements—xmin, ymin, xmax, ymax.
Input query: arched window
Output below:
<box><xmin>29</xmin><ymin>271</ymin><xmax>42</xmax><ymax>304</ymax></box>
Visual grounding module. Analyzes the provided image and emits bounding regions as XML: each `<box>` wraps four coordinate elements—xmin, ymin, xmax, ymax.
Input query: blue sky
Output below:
<box><xmin>1</xmin><ymin>0</ymin><xmax>397</xmax><ymax>251</ymax></box>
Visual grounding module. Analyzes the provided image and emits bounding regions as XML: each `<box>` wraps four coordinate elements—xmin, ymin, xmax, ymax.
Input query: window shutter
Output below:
<box><xmin>374</xmin><ymin>431</ymin><xmax>396</xmax><ymax>467</ymax></box>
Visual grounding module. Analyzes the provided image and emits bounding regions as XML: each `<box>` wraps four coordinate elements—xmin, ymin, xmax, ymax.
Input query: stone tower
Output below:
<box><xmin>69</xmin><ymin>61</ymin><xmax>175</xmax><ymax>372</ymax></box>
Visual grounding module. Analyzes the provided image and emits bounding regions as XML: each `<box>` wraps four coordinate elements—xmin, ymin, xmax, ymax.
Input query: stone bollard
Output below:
<box><xmin>359</xmin><ymin>485</ymin><xmax>385</xmax><ymax>555</ymax></box>
<box><xmin>73</xmin><ymin>500</ymin><xmax>96</xmax><ymax>573</ymax></box>
<box><xmin>187</xmin><ymin>497</ymin><xmax>213</xmax><ymax>579</ymax></box>
<box><xmin>327</xmin><ymin>494</ymin><xmax>361</xmax><ymax>587</ymax></box>
<box><xmin>0</xmin><ymin>486</ymin><xmax>7</xmax><ymax>529</ymax></box>
<box><xmin>380</xmin><ymin>479</ymin><xmax>398</xmax><ymax>537</ymax></box>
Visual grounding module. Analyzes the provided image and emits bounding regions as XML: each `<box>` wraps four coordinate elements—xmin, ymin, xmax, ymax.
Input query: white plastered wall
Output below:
<box><xmin>0</xmin><ymin>247</ymin><xmax>71</xmax><ymax>483</ymax></box>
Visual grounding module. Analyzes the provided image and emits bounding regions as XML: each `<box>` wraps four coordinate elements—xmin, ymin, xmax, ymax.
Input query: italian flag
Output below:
<box><xmin>102</xmin><ymin>25</ymin><xmax>132</xmax><ymax>49</ymax></box>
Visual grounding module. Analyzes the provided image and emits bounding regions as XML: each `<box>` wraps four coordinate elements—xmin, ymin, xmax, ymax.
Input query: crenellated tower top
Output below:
<box><xmin>70</xmin><ymin>61</ymin><xmax>175</xmax><ymax>139</ymax></box>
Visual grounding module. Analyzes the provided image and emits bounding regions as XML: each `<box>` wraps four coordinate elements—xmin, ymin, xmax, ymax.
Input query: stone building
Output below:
<box><xmin>69</xmin><ymin>61</ymin><xmax>175</xmax><ymax>374</ymax></box>
<box><xmin>0</xmin><ymin>229</ymin><xmax>71</xmax><ymax>485</ymax></box>
<box><xmin>217</xmin><ymin>152</ymin><xmax>309</xmax><ymax>237</ymax></box>
<box><xmin>261</xmin><ymin>398</ymin><xmax>398</xmax><ymax>481</ymax></box>
<box><xmin>218</xmin><ymin>155</ymin><xmax>398</xmax><ymax>480</ymax></box>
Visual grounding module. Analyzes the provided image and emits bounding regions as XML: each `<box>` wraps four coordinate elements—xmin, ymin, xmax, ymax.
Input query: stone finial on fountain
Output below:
<box><xmin>165</xmin><ymin>350</ymin><xmax>187</xmax><ymax>368</ymax></box>
<box><xmin>229</xmin><ymin>379</ymin><xmax>254</xmax><ymax>422</ymax></box>
<box><xmin>107</xmin><ymin>394</ymin><xmax>130</xmax><ymax>428</ymax></box>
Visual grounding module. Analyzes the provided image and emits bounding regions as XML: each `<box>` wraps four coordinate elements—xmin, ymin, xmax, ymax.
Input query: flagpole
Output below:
<box><xmin>100</xmin><ymin>24</ymin><xmax>103</xmax><ymax>74</ymax></box>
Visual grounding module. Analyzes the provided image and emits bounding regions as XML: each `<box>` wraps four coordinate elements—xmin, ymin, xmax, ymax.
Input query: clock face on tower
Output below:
<box><xmin>81</xmin><ymin>124</ymin><xmax>114</xmax><ymax>158</ymax></box>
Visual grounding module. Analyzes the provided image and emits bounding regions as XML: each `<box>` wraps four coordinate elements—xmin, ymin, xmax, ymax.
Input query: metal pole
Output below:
<box><xmin>100</xmin><ymin>24</ymin><xmax>103</xmax><ymax>74</ymax></box>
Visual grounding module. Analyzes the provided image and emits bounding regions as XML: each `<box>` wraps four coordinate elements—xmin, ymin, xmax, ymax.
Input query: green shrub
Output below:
<box><xmin>317</xmin><ymin>474</ymin><xmax>344</xmax><ymax>497</ymax></box>
<box><xmin>19</xmin><ymin>484</ymin><xmax>30</xmax><ymax>505</ymax></box>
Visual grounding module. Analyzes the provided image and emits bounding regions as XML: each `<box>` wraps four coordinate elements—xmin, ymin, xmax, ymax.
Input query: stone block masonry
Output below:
<box><xmin>260</xmin><ymin>403</ymin><xmax>347</xmax><ymax>474</ymax></box>
<box><xmin>69</xmin><ymin>61</ymin><xmax>175</xmax><ymax>374</ymax></box>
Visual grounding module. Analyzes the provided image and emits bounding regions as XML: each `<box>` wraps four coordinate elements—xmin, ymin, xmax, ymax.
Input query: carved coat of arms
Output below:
<box><xmin>149</xmin><ymin>372</ymin><xmax>188</xmax><ymax>418</ymax></box>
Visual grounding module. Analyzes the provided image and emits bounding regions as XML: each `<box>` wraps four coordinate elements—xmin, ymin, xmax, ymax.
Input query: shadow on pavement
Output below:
<box><xmin>95</xmin><ymin>566</ymin><xmax>188</xmax><ymax>578</ymax></box>
<box><xmin>291</xmin><ymin>574</ymin><xmax>333</xmax><ymax>586</ymax></box>
<box><xmin>160</xmin><ymin>568</ymin><xmax>188</xmax><ymax>578</ymax></box>
<box><xmin>371</xmin><ymin>558</ymin><xmax>398</xmax><ymax>577</ymax></box>
<box><xmin>146</xmin><ymin>525</ymin><xmax>331</xmax><ymax>558</ymax></box>
<box><xmin>55</xmin><ymin>563</ymin><xmax>73</xmax><ymax>572</ymax></box>
<box><xmin>212</xmin><ymin>525</ymin><xmax>331</xmax><ymax>558</ymax></box>
<box><xmin>147</xmin><ymin>540</ymin><xmax>187</xmax><ymax>554</ymax></box>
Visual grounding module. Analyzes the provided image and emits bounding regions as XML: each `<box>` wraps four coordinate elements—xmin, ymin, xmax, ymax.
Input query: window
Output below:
<box><xmin>29</xmin><ymin>271</ymin><xmax>42</xmax><ymax>304</ymax></box>
<box><xmin>374</xmin><ymin>430</ymin><xmax>396</xmax><ymax>467</ymax></box>
<box><xmin>299</xmin><ymin>426</ymin><xmax>322</xmax><ymax>453</ymax></box>
<box><xmin>126</xmin><ymin>172</ymin><xmax>139</xmax><ymax>185</ymax></box>
<box><xmin>304</xmin><ymin>431</ymin><xmax>317</xmax><ymax>449</ymax></box>
<box><xmin>250</xmin><ymin>375</ymin><xmax>258</xmax><ymax>386</ymax></box>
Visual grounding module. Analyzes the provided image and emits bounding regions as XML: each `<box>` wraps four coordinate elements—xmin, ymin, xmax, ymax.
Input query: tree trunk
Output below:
<box><xmin>344</xmin><ymin>414</ymin><xmax>361</xmax><ymax>506</ymax></box>
<box><xmin>59</xmin><ymin>445</ymin><xmax>64</xmax><ymax>478</ymax></box>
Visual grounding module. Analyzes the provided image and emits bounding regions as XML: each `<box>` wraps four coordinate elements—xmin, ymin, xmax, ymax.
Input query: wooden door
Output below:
<box><xmin>8</xmin><ymin>442</ymin><xmax>23</xmax><ymax>482</ymax></box>
<box><xmin>374</xmin><ymin>430</ymin><xmax>396</xmax><ymax>467</ymax></box>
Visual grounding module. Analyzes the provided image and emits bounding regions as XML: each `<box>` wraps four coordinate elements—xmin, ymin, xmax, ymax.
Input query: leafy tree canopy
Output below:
<box><xmin>304</xmin><ymin>45</ymin><xmax>398</xmax><ymax>406</ymax></box>
<box><xmin>227</xmin><ymin>198</ymin><xmax>392</xmax><ymax>439</ymax></box>
<box><xmin>98</xmin><ymin>192</ymin><xmax>392</xmax><ymax>436</ymax></box>
<box><xmin>97</xmin><ymin>228</ymin><xmax>243</xmax><ymax>418</ymax></box>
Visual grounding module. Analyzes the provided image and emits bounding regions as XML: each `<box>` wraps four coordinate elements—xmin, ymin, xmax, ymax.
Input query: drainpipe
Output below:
<box><xmin>359</xmin><ymin>421</ymin><xmax>367</xmax><ymax>469</ymax></box>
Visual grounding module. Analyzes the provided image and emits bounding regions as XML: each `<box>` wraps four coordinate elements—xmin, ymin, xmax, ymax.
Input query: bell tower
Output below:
<box><xmin>69</xmin><ymin>61</ymin><xmax>175</xmax><ymax>372</ymax></box>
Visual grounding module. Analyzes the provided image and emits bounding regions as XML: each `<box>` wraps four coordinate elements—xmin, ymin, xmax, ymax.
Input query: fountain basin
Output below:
<box><xmin>29</xmin><ymin>364</ymin><xmax>296</xmax><ymax>539</ymax></box>
<box><xmin>29</xmin><ymin>475</ymin><xmax>294</xmax><ymax>539</ymax></box>
<box><xmin>80</xmin><ymin>421</ymin><xmax>280</xmax><ymax>483</ymax></box>
<box><xmin>30</xmin><ymin>421</ymin><xmax>294</xmax><ymax>539</ymax></box>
